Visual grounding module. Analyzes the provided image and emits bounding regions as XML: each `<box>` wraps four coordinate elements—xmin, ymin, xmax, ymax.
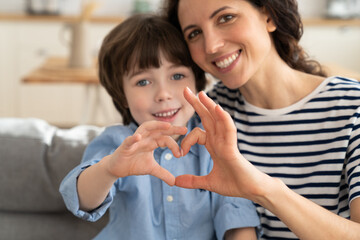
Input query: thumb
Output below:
<box><xmin>175</xmin><ymin>174</ymin><xmax>209</xmax><ymax>190</ymax></box>
<box><xmin>150</xmin><ymin>165</ymin><xmax>176</xmax><ymax>186</ymax></box>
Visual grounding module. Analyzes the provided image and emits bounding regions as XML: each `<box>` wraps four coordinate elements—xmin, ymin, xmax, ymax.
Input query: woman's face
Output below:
<box><xmin>178</xmin><ymin>0</ymin><xmax>276</xmax><ymax>89</ymax></box>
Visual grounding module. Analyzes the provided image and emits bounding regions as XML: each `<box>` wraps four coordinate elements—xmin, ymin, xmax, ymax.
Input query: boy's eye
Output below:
<box><xmin>187</xmin><ymin>29</ymin><xmax>202</xmax><ymax>40</ymax></box>
<box><xmin>172</xmin><ymin>73</ymin><xmax>184</xmax><ymax>80</ymax></box>
<box><xmin>218</xmin><ymin>14</ymin><xmax>234</xmax><ymax>24</ymax></box>
<box><xmin>136</xmin><ymin>79</ymin><xmax>150</xmax><ymax>86</ymax></box>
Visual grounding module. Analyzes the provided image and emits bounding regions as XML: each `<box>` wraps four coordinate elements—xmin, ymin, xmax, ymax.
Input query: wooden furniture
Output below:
<box><xmin>22</xmin><ymin>57</ymin><xmax>108</xmax><ymax>124</ymax></box>
<box><xmin>22</xmin><ymin>57</ymin><xmax>99</xmax><ymax>84</ymax></box>
<box><xmin>323</xmin><ymin>63</ymin><xmax>360</xmax><ymax>80</ymax></box>
<box><xmin>0</xmin><ymin>13</ymin><xmax>125</xmax><ymax>24</ymax></box>
<box><xmin>303</xmin><ymin>17</ymin><xmax>360</xmax><ymax>27</ymax></box>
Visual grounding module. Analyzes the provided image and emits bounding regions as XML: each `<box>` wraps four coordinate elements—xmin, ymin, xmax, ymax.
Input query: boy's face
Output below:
<box><xmin>123</xmin><ymin>54</ymin><xmax>197</xmax><ymax>127</ymax></box>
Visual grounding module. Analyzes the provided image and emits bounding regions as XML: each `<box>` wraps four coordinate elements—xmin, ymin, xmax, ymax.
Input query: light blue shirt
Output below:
<box><xmin>60</xmin><ymin>116</ymin><xmax>260</xmax><ymax>239</ymax></box>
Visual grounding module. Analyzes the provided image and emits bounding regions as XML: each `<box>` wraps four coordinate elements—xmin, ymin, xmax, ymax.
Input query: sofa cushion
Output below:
<box><xmin>0</xmin><ymin>118</ymin><xmax>103</xmax><ymax>212</ymax></box>
<box><xmin>0</xmin><ymin>211</ymin><xmax>108</xmax><ymax>240</ymax></box>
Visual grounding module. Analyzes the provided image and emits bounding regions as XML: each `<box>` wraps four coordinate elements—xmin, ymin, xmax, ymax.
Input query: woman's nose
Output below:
<box><xmin>204</xmin><ymin>29</ymin><xmax>224</xmax><ymax>54</ymax></box>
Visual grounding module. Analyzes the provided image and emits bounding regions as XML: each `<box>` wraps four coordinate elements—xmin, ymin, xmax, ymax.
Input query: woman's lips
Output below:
<box><xmin>212</xmin><ymin>50</ymin><xmax>242</xmax><ymax>73</ymax></box>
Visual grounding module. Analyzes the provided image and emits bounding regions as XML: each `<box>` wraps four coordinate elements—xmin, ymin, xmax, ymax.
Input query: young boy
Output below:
<box><xmin>59</xmin><ymin>14</ymin><xmax>260</xmax><ymax>239</ymax></box>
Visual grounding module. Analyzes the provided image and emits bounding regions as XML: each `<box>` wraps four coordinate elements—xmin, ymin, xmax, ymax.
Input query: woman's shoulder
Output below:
<box><xmin>324</xmin><ymin>76</ymin><xmax>360</xmax><ymax>94</ymax></box>
<box><xmin>208</xmin><ymin>81</ymin><xmax>239</xmax><ymax>95</ymax></box>
<box><xmin>207</xmin><ymin>81</ymin><xmax>241</xmax><ymax>105</ymax></box>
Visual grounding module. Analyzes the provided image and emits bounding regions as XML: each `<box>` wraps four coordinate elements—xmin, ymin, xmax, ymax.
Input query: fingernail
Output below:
<box><xmin>186</xmin><ymin>87</ymin><xmax>193</xmax><ymax>94</ymax></box>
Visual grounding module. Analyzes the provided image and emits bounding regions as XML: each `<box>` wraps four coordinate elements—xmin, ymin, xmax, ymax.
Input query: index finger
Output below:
<box><xmin>184</xmin><ymin>87</ymin><xmax>213</xmax><ymax>120</ymax></box>
<box><xmin>136</xmin><ymin>121</ymin><xmax>187</xmax><ymax>136</ymax></box>
<box><xmin>184</xmin><ymin>87</ymin><xmax>215</xmax><ymax>131</ymax></box>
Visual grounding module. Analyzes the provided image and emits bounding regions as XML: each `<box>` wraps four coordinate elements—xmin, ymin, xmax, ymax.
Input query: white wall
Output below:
<box><xmin>0</xmin><ymin>0</ymin><xmax>164</xmax><ymax>16</ymax></box>
<box><xmin>297</xmin><ymin>0</ymin><xmax>328</xmax><ymax>18</ymax></box>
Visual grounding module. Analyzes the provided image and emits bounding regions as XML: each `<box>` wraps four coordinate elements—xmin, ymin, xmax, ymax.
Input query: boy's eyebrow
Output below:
<box><xmin>127</xmin><ymin>69</ymin><xmax>146</xmax><ymax>79</ymax></box>
<box><xmin>182</xmin><ymin>6</ymin><xmax>232</xmax><ymax>34</ymax></box>
<box><xmin>127</xmin><ymin>63</ymin><xmax>186</xmax><ymax>79</ymax></box>
<box><xmin>169</xmin><ymin>63</ymin><xmax>185</xmax><ymax>69</ymax></box>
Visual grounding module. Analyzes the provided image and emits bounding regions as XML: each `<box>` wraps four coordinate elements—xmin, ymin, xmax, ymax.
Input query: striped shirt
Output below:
<box><xmin>208</xmin><ymin>76</ymin><xmax>360</xmax><ymax>239</ymax></box>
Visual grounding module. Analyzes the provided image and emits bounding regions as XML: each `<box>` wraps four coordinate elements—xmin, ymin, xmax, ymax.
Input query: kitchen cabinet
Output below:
<box><xmin>301</xmin><ymin>19</ymin><xmax>360</xmax><ymax>74</ymax></box>
<box><xmin>0</xmin><ymin>16</ymin><xmax>121</xmax><ymax>127</ymax></box>
<box><xmin>0</xmin><ymin>14</ymin><xmax>359</xmax><ymax>127</ymax></box>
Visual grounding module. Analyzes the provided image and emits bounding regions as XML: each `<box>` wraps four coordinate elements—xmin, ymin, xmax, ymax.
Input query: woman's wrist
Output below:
<box><xmin>252</xmin><ymin>176</ymin><xmax>288</xmax><ymax>211</ymax></box>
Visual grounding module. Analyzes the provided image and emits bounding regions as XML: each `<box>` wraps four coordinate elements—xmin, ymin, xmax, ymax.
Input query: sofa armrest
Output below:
<box><xmin>0</xmin><ymin>118</ymin><xmax>103</xmax><ymax>212</ymax></box>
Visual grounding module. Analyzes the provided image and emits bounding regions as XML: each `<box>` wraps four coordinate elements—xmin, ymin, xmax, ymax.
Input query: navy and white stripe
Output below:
<box><xmin>208</xmin><ymin>76</ymin><xmax>360</xmax><ymax>239</ymax></box>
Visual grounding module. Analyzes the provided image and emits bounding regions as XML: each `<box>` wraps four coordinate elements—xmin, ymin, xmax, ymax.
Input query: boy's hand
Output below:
<box><xmin>105</xmin><ymin>121</ymin><xmax>187</xmax><ymax>186</ymax></box>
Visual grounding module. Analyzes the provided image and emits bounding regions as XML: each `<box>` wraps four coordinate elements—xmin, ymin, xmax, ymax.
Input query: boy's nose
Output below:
<box><xmin>155</xmin><ymin>85</ymin><xmax>172</xmax><ymax>102</ymax></box>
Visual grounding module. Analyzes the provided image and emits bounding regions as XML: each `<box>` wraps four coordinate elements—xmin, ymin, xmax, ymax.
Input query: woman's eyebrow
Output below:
<box><xmin>182</xmin><ymin>6</ymin><xmax>232</xmax><ymax>34</ymax></box>
<box><xmin>210</xmin><ymin>6</ymin><xmax>231</xmax><ymax>19</ymax></box>
<box><xmin>183</xmin><ymin>24</ymin><xmax>196</xmax><ymax>34</ymax></box>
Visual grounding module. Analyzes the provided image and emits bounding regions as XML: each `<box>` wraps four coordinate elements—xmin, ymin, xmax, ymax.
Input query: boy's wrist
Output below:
<box><xmin>99</xmin><ymin>155</ymin><xmax>121</xmax><ymax>182</ymax></box>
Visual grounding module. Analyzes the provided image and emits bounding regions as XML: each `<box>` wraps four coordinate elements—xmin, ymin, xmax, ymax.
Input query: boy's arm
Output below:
<box><xmin>225</xmin><ymin>228</ymin><xmax>257</xmax><ymax>240</ymax></box>
<box><xmin>77</xmin><ymin>155</ymin><xmax>118</xmax><ymax>211</ymax></box>
<box><xmin>77</xmin><ymin>121</ymin><xmax>187</xmax><ymax>211</ymax></box>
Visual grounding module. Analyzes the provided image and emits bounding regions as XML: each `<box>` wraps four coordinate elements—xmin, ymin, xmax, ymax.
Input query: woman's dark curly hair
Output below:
<box><xmin>98</xmin><ymin>14</ymin><xmax>207</xmax><ymax>125</ymax></box>
<box><xmin>163</xmin><ymin>0</ymin><xmax>326</xmax><ymax>77</ymax></box>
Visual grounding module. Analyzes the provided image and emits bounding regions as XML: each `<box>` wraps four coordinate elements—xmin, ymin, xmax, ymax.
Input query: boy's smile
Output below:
<box><xmin>123</xmin><ymin>53</ymin><xmax>197</xmax><ymax>128</ymax></box>
<box><xmin>153</xmin><ymin>108</ymin><xmax>180</xmax><ymax>122</ymax></box>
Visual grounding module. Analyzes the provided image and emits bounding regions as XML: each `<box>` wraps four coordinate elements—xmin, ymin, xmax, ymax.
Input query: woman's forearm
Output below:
<box><xmin>77</xmin><ymin>155</ymin><xmax>118</xmax><ymax>211</ymax></box>
<box><xmin>257</xmin><ymin>177</ymin><xmax>360</xmax><ymax>240</ymax></box>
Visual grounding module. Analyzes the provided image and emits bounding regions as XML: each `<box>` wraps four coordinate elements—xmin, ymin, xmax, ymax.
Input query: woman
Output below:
<box><xmin>163</xmin><ymin>0</ymin><xmax>360</xmax><ymax>239</ymax></box>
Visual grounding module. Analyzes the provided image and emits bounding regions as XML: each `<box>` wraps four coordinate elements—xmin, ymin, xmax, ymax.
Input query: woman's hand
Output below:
<box><xmin>178</xmin><ymin>87</ymin><xmax>270</xmax><ymax>200</ymax></box>
<box><xmin>106</xmin><ymin>121</ymin><xmax>187</xmax><ymax>186</ymax></box>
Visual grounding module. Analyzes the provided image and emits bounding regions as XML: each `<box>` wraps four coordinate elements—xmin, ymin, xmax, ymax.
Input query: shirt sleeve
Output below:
<box><xmin>212</xmin><ymin>194</ymin><xmax>261</xmax><ymax>240</ymax></box>
<box><xmin>347</xmin><ymin>107</ymin><xmax>360</xmax><ymax>203</ymax></box>
<box><xmin>59</xmin><ymin>161</ymin><xmax>116</xmax><ymax>222</ymax></box>
<box><xmin>59</xmin><ymin>127</ymin><xmax>123</xmax><ymax>222</ymax></box>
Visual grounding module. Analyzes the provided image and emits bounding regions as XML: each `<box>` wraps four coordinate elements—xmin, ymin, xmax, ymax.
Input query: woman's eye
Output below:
<box><xmin>136</xmin><ymin>79</ymin><xmax>150</xmax><ymax>86</ymax></box>
<box><xmin>187</xmin><ymin>29</ymin><xmax>202</xmax><ymax>40</ymax></box>
<box><xmin>219</xmin><ymin>15</ymin><xmax>234</xmax><ymax>24</ymax></box>
<box><xmin>172</xmin><ymin>73</ymin><xmax>184</xmax><ymax>80</ymax></box>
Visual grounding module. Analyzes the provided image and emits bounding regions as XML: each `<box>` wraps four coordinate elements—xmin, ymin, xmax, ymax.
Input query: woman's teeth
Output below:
<box><xmin>215</xmin><ymin>51</ymin><xmax>240</xmax><ymax>69</ymax></box>
<box><xmin>154</xmin><ymin>109</ymin><xmax>179</xmax><ymax>117</ymax></box>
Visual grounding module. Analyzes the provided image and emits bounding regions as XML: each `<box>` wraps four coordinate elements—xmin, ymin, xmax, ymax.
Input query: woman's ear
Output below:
<box><xmin>266</xmin><ymin>16</ymin><xmax>276</xmax><ymax>33</ymax></box>
<box><xmin>261</xmin><ymin>7</ymin><xmax>277</xmax><ymax>33</ymax></box>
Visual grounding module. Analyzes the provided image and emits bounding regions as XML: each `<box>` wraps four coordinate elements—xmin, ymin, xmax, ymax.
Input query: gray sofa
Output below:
<box><xmin>0</xmin><ymin>118</ymin><xmax>108</xmax><ymax>240</ymax></box>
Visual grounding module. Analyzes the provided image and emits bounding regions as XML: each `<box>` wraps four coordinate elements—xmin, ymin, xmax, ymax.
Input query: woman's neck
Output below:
<box><xmin>239</xmin><ymin>57</ymin><xmax>324</xmax><ymax>109</ymax></box>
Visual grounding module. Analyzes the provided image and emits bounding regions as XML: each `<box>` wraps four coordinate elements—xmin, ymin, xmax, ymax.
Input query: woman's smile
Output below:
<box><xmin>213</xmin><ymin>49</ymin><xmax>242</xmax><ymax>73</ymax></box>
<box><xmin>178</xmin><ymin>0</ymin><xmax>277</xmax><ymax>89</ymax></box>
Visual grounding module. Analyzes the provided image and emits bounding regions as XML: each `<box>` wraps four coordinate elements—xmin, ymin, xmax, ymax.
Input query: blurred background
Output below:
<box><xmin>0</xmin><ymin>0</ymin><xmax>359</xmax><ymax>128</ymax></box>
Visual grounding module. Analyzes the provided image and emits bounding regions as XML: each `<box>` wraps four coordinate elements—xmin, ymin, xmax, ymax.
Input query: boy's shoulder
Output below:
<box><xmin>187</xmin><ymin>114</ymin><xmax>203</xmax><ymax>131</ymax></box>
<box><xmin>103</xmin><ymin>123</ymin><xmax>136</xmax><ymax>135</ymax></box>
<box><xmin>93</xmin><ymin>123</ymin><xmax>136</xmax><ymax>145</ymax></box>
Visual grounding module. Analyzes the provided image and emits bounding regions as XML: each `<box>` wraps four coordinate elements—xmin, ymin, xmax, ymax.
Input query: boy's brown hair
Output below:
<box><xmin>98</xmin><ymin>14</ymin><xmax>207</xmax><ymax>125</ymax></box>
